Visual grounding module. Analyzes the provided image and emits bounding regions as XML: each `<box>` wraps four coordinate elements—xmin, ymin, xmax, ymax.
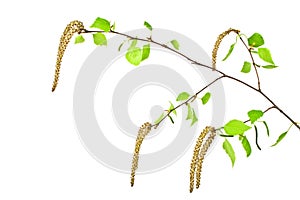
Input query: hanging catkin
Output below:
<box><xmin>212</xmin><ymin>28</ymin><xmax>240</xmax><ymax>70</ymax></box>
<box><xmin>195</xmin><ymin>127</ymin><xmax>216</xmax><ymax>189</ymax></box>
<box><xmin>130</xmin><ymin>122</ymin><xmax>152</xmax><ymax>187</ymax></box>
<box><xmin>189</xmin><ymin>126</ymin><xmax>211</xmax><ymax>193</ymax></box>
<box><xmin>52</xmin><ymin>20</ymin><xmax>85</xmax><ymax>92</ymax></box>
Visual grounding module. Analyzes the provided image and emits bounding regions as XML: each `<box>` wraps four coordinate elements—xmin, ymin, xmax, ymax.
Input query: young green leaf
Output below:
<box><xmin>241</xmin><ymin>61</ymin><xmax>251</xmax><ymax>73</ymax></box>
<box><xmin>74</xmin><ymin>35</ymin><xmax>85</xmax><ymax>44</ymax></box>
<box><xmin>154</xmin><ymin>112</ymin><xmax>165</xmax><ymax>124</ymax></box>
<box><xmin>130</xmin><ymin>39</ymin><xmax>138</xmax><ymax>48</ymax></box>
<box><xmin>262</xmin><ymin>121</ymin><xmax>270</xmax><ymax>137</ymax></box>
<box><xmin>170</xmin><ymin>40</ymin><xmax>180</xmax><ymax>50</ymax></box>
<box><xmin>168</xmin><ymin>115</ymin><xmax>174</xmax><ymax>124</ymax></box>
<box><xmin>144</xmin><ymin>21</ymin><xmax>152</xmax><ymax>31</ymax></box>
<box><xmin>168</xmin><ymin>101</ymin><xmax>177</xmax><ymax>116</ymax></box>
<box><xmin>191</xmin><ymin>109</ymin><xmax>198</xmax><ymax>126</ymax></box>
<box><xmin>176</xmin><ymin>92</ymin><xmax>190</xmax><ymax>101</ymax></box>
<box><xmin>90</xmin><ymin>17</ymin><xmax>111</xmax><ymax>32</ymax></box>
<box><xmin>93</xmin><ymin>33</ymin><xmax>107</xmax><ymax>46</ymax></box>
<box><xmin>141</xmin><ymin>44</ymin><xmax>150</xmax><ymax>61</ymax></box>
<box><xmin>186</xmin><ymin>104</ymin><xmax>193</xmax><ymax>120</ymax></box>
<box><xmin>118</xmin><ymin>41</ymin><xmax>125</xmax><ymax>51</ymax></box>
<box><xmin>223</xmin><ymin>139</ymin><xmax>236</xmax><ymax>167</ymax></box>
<box><xmin>258</xmin><ymin>48</ymin><xmax>274</xmax><ymax>64</ymax></box>
<box><xmin>248</xmin><ymin>33</ymin><xmax>264</xmax><ymax>47</ymax></box>
<box><xmin>222</xmin><ymin>43</ymin><xmax>236</xmax><ymax>61</ymax></box>
<box><xmin>247</xmin><ymin>110</ymin><xmax>264</xmax><ymax>124</ymax></box>
<box><xmin>201</xmin><ymin>92</ymin><xmax>211</xmax><ymax>105</ymax></box>
<box><xmin>224</xmin><ymin>119</ymin><xmax>252</xmax><ymax>135</ymax></box>
<box><xmin>271</xmin><ymin>131</ymin><xmax>288</xmax><ymax>147</ymax></box>
<box><xmin>241</xmin><ymin>136</ymin><xmax>252</xmax><ymax>157</ymax></box>
<box><xmin>262</xmin><ymin>65</ymin><xmax>278</xmax><ymax>69</ymax></box>
<box><xmin>254</xmin><ymin>125</ymin><xmax>261</xmax><ymax>150</ymax></box>
<box><xmin>125</xmin><ymin>47</ymin><xmax>143</xmax><ymax>66</ymax></box>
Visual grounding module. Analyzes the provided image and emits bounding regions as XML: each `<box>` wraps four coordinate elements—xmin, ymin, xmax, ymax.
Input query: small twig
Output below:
<box><xmin>218</xmin><ymin>105</ymin><xmax>277</xmax><ymax>137</ymax></box>
<box><xmin>238</xmin><ymin>35</ymin><xmax>261</xmax><ymax>91</ymax></box>
<box><xmin>152</xmin><ymin>75</ymin><xmax>225</xmax><ymax>129</ymax></box>
<box><xmin>244</xmin><ymin>106</ymin><xmax>276</xmax><ymax>124</ymax></box>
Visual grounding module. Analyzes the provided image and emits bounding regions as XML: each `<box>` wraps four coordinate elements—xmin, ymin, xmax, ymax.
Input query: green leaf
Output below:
<box><xmin>223</xmin><ymin>139</ymin><xmax>236</xmax><ymax>167</ymax></box>
<box><xmin>201</xmin><ymin>92</ymin><xmax>211</xmax><ymax>105</ymax></box>
<box><xmin>191</xmin><ymin>109</ymin><xmax>198</xmax><ymax>126</ymax></box>
<box><xmin>258</xmin><ymin>48</ymin><xmax>274</xmax><ymax>64</ymax></box>
<box><xmin>144</xmin><ymin>21</ymin><xmax>152</xmax><ymax>31</ymax></box>
<box><xmin>241</xmin><ymin>61</ymin><xmax>251</xmax><ymax>73</ymax></box>
<box><xmin>224</xmin><ymin>119</ymin><xmax>252</xmax><ymax>135</ymax></box>
<box><xmin>262</xmin><ymin>65</ymin><xmax>278</xmax><ymax>69</ymax></box>
<box><xmin>126</xmin><ymin>47</ymin><xmax>143</xmax><ymax>66</ymax></box>
<box><xmin>248</xmin><ymin>33</ymin><xmax>265</xmax><ymax>47</ymax></box>
<box><xmin>254</xmin><ymin>125</ymin><xmax>261</xmax><ymax>150</ymax></box>
<box><xmin>93</xmin><ymin>33</ymin><xmax>107</xmax><ymax>46</ymax></box>
<box><xmin>168</xmin><ymin>115</ymin><xmax>174</xmax><ymax>124</ymax></box>
<box><xmin>118</xmin><ymin>41</ymin><xmax>125</xmax><ymax>51</ymax></box>
<box><xmin>176</xmin><ymin>92</ymin><xmax>190</xmax><ymax>101</ymax></box>
<box><xmin>247</xmin><ymin>110</ymin><xmax>264</xmax><ymax>124</ymax></box>
<box><xmin>90</xmin><ymin>17</ymin><xmax>111</xmax><ymax>32</ymax></box>
<box><xmin>186</xmin><ymin>104</ymin><xmax>193</xmax><ymax>120</ymax></box>
<box><xmin>141</xmin><ymin>44</ymin><xmax>150</xmax><ymax>61</ymax></box>
<box><xmin>170</xmin><ymin>40</ymin><xmax>180</xmax><ymax>50</ymax></box>
<box><xmin>74</xmin><ymin>35</ymin><xmax>85</xmax><ymax>44</ymax></box>
<box><xmin>222</xmin><ymin>43</ymin><xmax>236</xmax><ymax>61</ymax></box>
<box><xmin>154</xmin><ymin>112</ymin><xmax>165</xmax><ymax>124</ymax></box>
<box><xmin>271</xmin><ymin>131</ymin><xmax>288</xmax><ymax>147</ymax></box>
<box><xmin>241</xmin><ymin>136</ymin><xmax>252</xmax><ymax>157</ymax></box>
<box><xmin>130</xmin><ymin>39</ymin><xmax>138</xmax><ymax>48</ymax></box>
<box><xmin>168</xmin><ymin>101</ymin><xmax>177</xmax><ymax>116</ymax></box>
<box><xmin>262</xmin><ymin>121</ymin><xmax>270</xmax><ymax>137</ymax></box>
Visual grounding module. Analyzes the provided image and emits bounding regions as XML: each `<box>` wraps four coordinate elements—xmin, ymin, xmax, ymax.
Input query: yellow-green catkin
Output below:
<box><xmin>212</xmin><ymin>28</ymin><xmax>240</xmax><ymax>70</ymax></box>
<box><xmin>52</xmin><ymin>20</ymin><xmax>84</xmax><ymax>92</ymax></box>
<box><xmin>130</xmin><ymin>122</ymin><xmax>152</xmax><ymax>187</ymax></box>
<box><xmin>195</xmin><ymin>127</ymin><xmax>216</xmax><ymax>189</ymax></box>
<box><xmin>189</xmin><ymin>126</ymin><xmax>211</xmax><ymax>193</ymax></box>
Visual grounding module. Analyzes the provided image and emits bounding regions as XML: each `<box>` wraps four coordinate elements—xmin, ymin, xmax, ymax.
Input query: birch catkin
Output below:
<box><xmin>212</xmin><ymin>28</ymin><xmax>240</xmax><ymax>70</ymax></box>
<box><xmin>189</xmin><ymin>126</ymin><xmax>211</xmax><ymax>193</ymax></box>
<box><xmin>130</xmin><ymin>122</ymin><xmax>152</xmax><ymax>187</ymax></box>
<box><xmin>195</xmin><ymin>127</ymin><xmax>216</xmax><ymax>189</ymax></box>
<box><xmin>52</xmin><ymin>20</ymin><xmax>85</xmax><ymax>92</ymax></box>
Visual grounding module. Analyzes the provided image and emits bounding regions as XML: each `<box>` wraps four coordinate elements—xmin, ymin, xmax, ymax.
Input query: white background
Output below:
<box><xmin>1</xmin><ymin>0</ymin><xmax>300</xmax><ymax>199</ymax></box>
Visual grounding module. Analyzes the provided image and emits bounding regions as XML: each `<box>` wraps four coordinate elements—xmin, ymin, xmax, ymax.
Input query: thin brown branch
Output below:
<box><xmin>238</xmin><ymin>35</ymin><xmax>261</xmax><ymax>91</ymax></box>
<box><xmin>81</xmin><ymin>27</ymin><xmax>300</xmax><ymax>132</ymax></box>
<box><xmin>82</xmin><ymin>29</ymin><xmax>226</xmax><ymax>75</ymax></box>
<box><xmin>222</xmin><ymin>75</ymin><xmax>300</xmax><ymax>130</ymax></box>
